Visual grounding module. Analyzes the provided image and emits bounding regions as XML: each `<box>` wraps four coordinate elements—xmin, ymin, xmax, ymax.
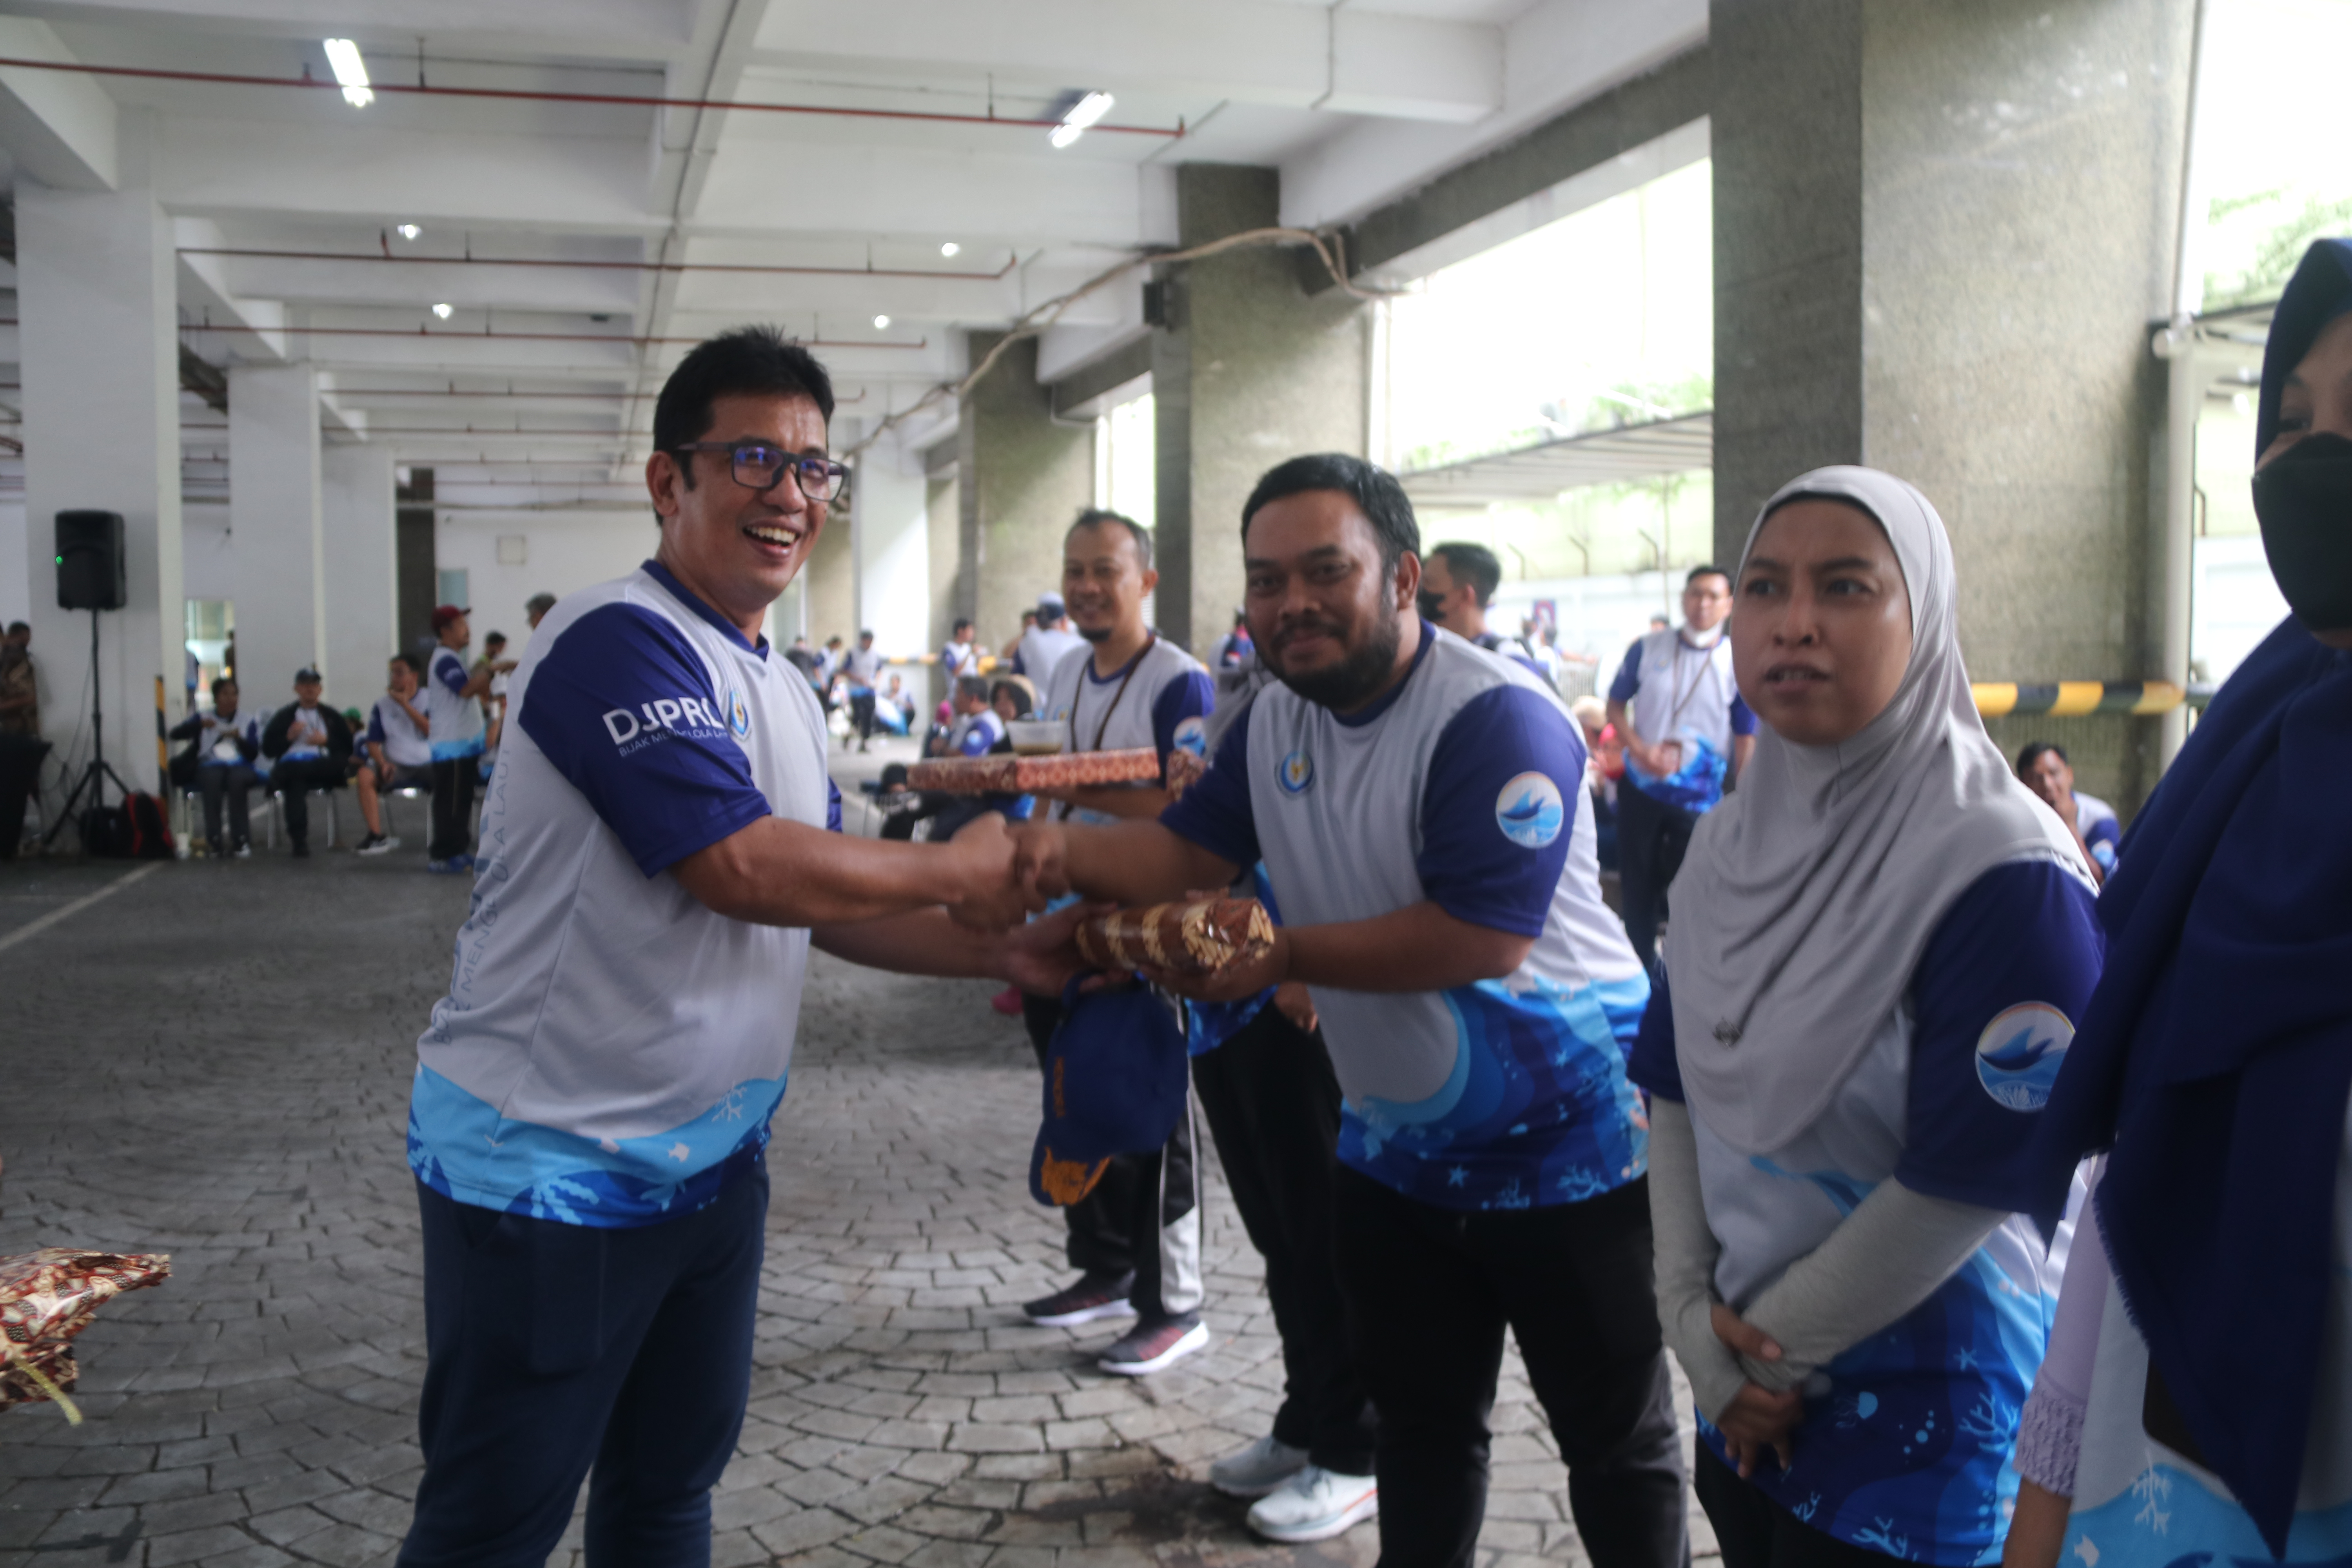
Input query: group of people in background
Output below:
<box><xmin>151</xmin><ymin>591</ymin><xmax>556</xmax><ymax>868</ymax></box>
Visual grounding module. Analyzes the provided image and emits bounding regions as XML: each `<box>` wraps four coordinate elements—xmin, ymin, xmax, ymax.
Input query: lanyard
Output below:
<box><xmin>1057</xmin><ymin>634</ymin><xmax>1155</xmax><ymax>821</ymax></box>
<box><xmin>1661</xmin><ymin>633</ymin><xmax>1719</xmax><ymax>738</ymax></box>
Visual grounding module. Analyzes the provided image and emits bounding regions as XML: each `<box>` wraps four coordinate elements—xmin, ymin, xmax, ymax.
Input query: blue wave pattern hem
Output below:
<box><xmin>1697</xmin><ymin>1220</ymin><xmax>2052</xmax><ymax>1565</ymax></box>
<box><xmin>2063</xmin><ymin>1465</ymin><xmax>2352</xmax><ymax>1568</ymax></box>
<box><xmin>406</xmin><ymin>1064</ymin><xmax>784</xmax><ymax>1228</ymax></box>
<box><xmin>1339</xmin><ymin>972</ymin><xmax>1650</xmax><ymax>1211</ymax></box>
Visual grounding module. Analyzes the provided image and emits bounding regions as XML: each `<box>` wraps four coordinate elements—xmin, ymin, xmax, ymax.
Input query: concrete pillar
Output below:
<box><xmin>228</xmin><ymin>363</ymin><xmax>324</xmax><ymax>706</ymax></box>
<box><xmin>323</xmin><ymin>443</ymin><xmax>397</xmax><ymax>707</ymax></box>
<box><xmin>802</xmin><ymin>501</ymin><xmax>856</xmax><ymax>653</ymax></box>
<box><xmin>1153</xmin><ymin>165</ymin><xmax>1370</xmax><ymax>655</ymax></box>
<box><xmin>850</xmin><ymin>441</ymin><xmax>932</xmax><ymax>701</ymax></box>
<box><xmin>1711</xmin><ymin>0</ymin><xmax>2194</xmax><ymax>808</ymax></box>
<box><xmin>17</xmin><ymin>176</ymin><xmax>183</xmax><ymax>799</ymax></box>
<box><xmin>956</xmin><ymin>331</ymin><xmax>1094</xmax><ymax>655</ymax></box>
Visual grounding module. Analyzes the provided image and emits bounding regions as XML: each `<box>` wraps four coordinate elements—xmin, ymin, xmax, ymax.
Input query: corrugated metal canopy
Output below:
<box><xmin>1399</xmin><ymin>412</ymin><xmax>1713</xmax><ymax>506</ymax></box>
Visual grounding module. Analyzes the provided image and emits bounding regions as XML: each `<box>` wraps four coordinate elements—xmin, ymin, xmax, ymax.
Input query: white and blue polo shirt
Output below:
<box><xmin>1039</xmin><ymin>636</ymin><xmax>1214</xmax><ymax>822</ymax></box>
<box><xmin>1631</xmin><ymin>861</ymin><xmax>2103</xmax><ymax>1565</ymax></box>
<box><xmin>408</xmin><ymin>559</ymin><xmax>842</xmax><ymax>1228</ymax></box>
<box><xmin>1608</xmin><ymin>626</ymin><xmax>1756</xmax><ymax>812</ymax></box>
<box><xmin>422</xmin><ymin>643</ymin><xmax>486</xmax><ymax>762</ymax></box>
<box><xmin>1161</xmin><ymin>622</ymin><xmax>1651</xmax><ymax>1212</ymax></box>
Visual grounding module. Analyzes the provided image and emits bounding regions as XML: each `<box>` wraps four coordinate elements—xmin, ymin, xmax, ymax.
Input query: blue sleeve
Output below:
<box><xmin>366</xmin><ymin>708</ymin><xmax>386</xmax><ymax>746</ymax></box>
<box><xmin>515</xmin><ymin>603</ymin><xmax>773</xmax><ymax>877</ymax></box>
<box><xmin>827</xmin><ymin>778</ymin><xmax>843</xmax><ymax>834</ymax></box>
<box><xmin>958</xmin><ymin>722</ymin><xmax>994</xmax><ymax>758</ymax></box>
<box><xmin>1416</xmin><ymin>686</ymin><xmax>1584</xmax><ymax>937</ymax></box>
<box><xmin>1607</xmin><ymin>640</ymin><xmax>1644</xmax><ymax>704</ymax></box>
<box><xmin>1895</xmin><ymin>860</ymin><xmax>2105</xmax><ymax>1210</ymax></box>
<box><xmin>1151</xmin><ymin>670</ymin><xmax>1216</xmax><ymax>771</ymax></box>
<box><xmin>1627</xmin><ymin>971</ymin><xmax>1685</xmax><ymax>1101</ymax></box>
<box><xmin>1158</xmin><ymin>708</ymin><xmax>1258</xmax><ymax>869</ymax></box>
<box><xmin>1010</xmin><ymin>650</ymin><xmax>1026</xmax><ymax>676</ymax></box>
<box><xmin>434</xmin><ymin>650</ymin><xmax>468</xmax><ymax>698</ymax></box>
<box><xmin>1730</xmin><ymin>693</ymin><xmax>1758</xmax><ymax>735</ymax></box>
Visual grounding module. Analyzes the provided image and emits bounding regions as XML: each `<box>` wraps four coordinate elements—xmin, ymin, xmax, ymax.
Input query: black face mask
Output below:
<box><xmin>2253</xmin><ymin>430</ymin><xmax>2352</xmax><ymax>633</ymax></box>
<box><xmin>1415</xmin><ymin>589</ymin><xmax>1447</xmax><ymax>624</ymax></box>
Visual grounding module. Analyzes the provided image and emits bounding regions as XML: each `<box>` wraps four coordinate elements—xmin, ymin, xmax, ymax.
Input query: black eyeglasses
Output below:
<box><xmin>672</xmin><ymin>441</ymin><xmax>848</xmax><ymax>502</ymax></box>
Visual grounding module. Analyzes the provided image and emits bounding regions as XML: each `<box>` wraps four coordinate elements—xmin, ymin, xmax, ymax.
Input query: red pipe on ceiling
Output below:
<box><xmin>165</xmin><ymin>323</ymin><xmax>929</xmax><ymax>349</ymax></box>
<box><xmin>0</xmin><ymin>55</ymin><xmax>1185</xmax><ymax>138</ymax></box>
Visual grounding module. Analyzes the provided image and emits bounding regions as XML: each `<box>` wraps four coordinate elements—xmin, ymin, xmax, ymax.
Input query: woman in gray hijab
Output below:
<box><xmin>1627</xmin><ymin>467</ymin><xmax>2101</xmax><ymax>1566</ymax></box>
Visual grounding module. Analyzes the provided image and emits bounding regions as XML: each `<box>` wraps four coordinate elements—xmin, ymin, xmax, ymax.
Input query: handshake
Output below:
<box><xmin>935</xmin><ymin>816</ymin><xmax>1079</xmax><ymax>932</ymax></box>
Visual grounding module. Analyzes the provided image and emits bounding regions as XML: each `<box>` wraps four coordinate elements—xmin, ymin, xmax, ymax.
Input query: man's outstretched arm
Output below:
<box><xmin>674</xmin><ymin>813</ymin><xmax>1035</xmax><ymax>930</ymax></box>
<box><xmin>813</xmin><ymin>900</ymin><xmax>1098</xmax><ymax>994</ymax></box>
<box><xmin>1014</xmin><ymin>817</ymin><xmax>1240</xmax><ymax>908</ymax></box>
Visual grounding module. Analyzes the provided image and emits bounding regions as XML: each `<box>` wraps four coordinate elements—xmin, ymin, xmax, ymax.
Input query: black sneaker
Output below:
<box><xmin>1021</xmin><ymin>1270</ymin><xmax>1138</xmax><ymax>1327</ymax></box>
<box><xmin>1098</xmin><ymin>1315</ymin><xmax>1209</xmax><ymax>1376</ymax></box>
<box><xmin>291</xmin><ymin>840</ymin><xmax>310</xmax><ymax>859</ymax></box>
<box><xmin>356</xmin><ymin>833</ymin><xmax>397</xmax><ymax>856</ymax></box>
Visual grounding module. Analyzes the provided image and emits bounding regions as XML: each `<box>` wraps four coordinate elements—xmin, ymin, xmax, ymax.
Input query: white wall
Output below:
<box><xmin>0</xmin><ymin>503</ymin><xmax>26</xmax><ymax>628</ymax></box>
<box><xmin>851</xmin><ymin>447</ymin><xmax>933</xmax><ymax>706</ymax></box>
<box><xmin>434</xmin><ymin>510</ymin><xmax>661</xmax><ymax>659</ymax></box>
<box><xmin>180</xmin><ymin>506</ymin><xmax>236</xmax><ymax>603</ymax></box>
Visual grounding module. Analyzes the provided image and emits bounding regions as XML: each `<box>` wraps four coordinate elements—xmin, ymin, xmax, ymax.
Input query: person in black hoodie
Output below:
<box><xmin>260</xmin><ymin>667</ymin><xmax>354</xmax><ymax>858</ymax></box>
<box><xmin>168</xmin><ymin>676</ymin><xmax>265</xmax><ymax>856</ymax></box>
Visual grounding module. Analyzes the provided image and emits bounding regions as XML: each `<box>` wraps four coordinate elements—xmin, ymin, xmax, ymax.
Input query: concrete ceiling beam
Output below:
<box><xmin>0</xmin><ymin>16</ymin><xmax>119</xmax><ymax>189</ymax></box>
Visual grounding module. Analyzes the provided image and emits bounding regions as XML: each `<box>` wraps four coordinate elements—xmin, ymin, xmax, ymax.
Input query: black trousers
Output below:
<box><xmin>197</xmin><ymin>762</ymin><xmax>258</xmax><ymax>848</ymax></box>
<box><xmin>851</xmin><ymin>692</ymin><xmax>877</xmax><ymax>742</ymax></box>
<box><xmin>1334</xmin><ymin>1167</ymin><xmax>1687</xmax><ymax>1568</ymax></box>
<box><xmin>1617</xmin><ymin>782</ymin><xmax>1699</xmax><ymax>974</ymax></box>
<box><xmin>1023</xmin><ymin>991</ymin><xmax>1203</xmax><ymax>1322</ymax></box>
<box><xmin>429</xmin><ymin>755</ymin><xmax>479</xmax><ymax>861</ymax></box>
<box><xmin>0</xmin><ymin>735</ymin><xmax>48</xmax><ymax>860</ymax></box>
<box><xmin>269</xmin><ymin>757</ymin><xmax>346</xmax><ymax>847</ymax></box>
<box><xmin>1191</xmin><ymin>1003</ymin><xmax>1376</xmax><ymax>1475</ymax></box>
<box><xmin>400</xmin><ymin>1171</ymin><xmax>765</xmax><ymax>1567</ymax></box>
<box><xmin>1694</xmin><ymin>1442</ymin><xmax>1905</xmax><ymax>1568</ymax></box>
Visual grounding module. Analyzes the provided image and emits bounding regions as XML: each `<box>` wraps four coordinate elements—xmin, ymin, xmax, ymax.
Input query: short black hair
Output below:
<box><xmin>5</xmin><ymin>621</ymin><xmax>28</xmax><ymax>636</ymax></box>
<box><xmin>859</xmin><ymin>629</ymin><xmax>874</xmax><ymax>640</ymax></box>
<box><xmin>1067</xmin><ymin>508</ymin><xmax>1153</xmax><ymax>572</ymax></box>
<box><xmin>1686</xmin><ymin>564</ymin><xmax>1731</xmax><ymax>589</ymax></box>
<box><xmin>2017</xmin><ymin>741</ymin><xmax>2069</xmax><ymax>774</ymax></box>
<box><xmin>953</xmin><ymin>617</ymin><xmax>973</xmax><ymax>636</ymax></box>
<box><xmin>211</xmin><ymin>675</ymin><xmax>237</xmax><ymax>697</ymax></box>
<box><xmin>394</xmin><ymin>652</ymin><xmax>426</xmax><ymax>675</ymax></box>
<box><xmin>1241</xmin><ymin>454</ymin><xmax>1419</xmax><ymax>571</ymax></box>
<box><xmin>956</xmin><ymin>674</ymin><xmax>991</xmax><ymax>702</ymax></box>
<box><xmin>1427</xmin><ymin>542</ymin><xmax>1502</xmax><ymax>606</ymax></box>
<box><xmin>485</xmin><ymin>631</ymin><xmax>506</xmax><ymax>646</ymax></box>
<box><xmin>653</xmin><ymin>326</ymin><xmax>836</xmax><ymax>478</ymax></box>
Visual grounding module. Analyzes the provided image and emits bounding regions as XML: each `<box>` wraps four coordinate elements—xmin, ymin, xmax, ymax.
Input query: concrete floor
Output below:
<box><xmin>0</xmin><ymin>742</ymin><xmax>1704</xmax><ymax>1568</ymax></box>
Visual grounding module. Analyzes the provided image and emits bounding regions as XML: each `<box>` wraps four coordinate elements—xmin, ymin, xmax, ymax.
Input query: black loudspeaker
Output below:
<box><xmin>56</xmin><ymin>510</ymin><xmax>127</xmax><ymax>611</ymax></box>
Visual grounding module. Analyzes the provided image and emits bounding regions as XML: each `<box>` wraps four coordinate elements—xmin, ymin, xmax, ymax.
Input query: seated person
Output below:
<box><xmin>168</xmin><ymin>675</ymin><xmax>262</xmax><ymax>857</ymax></box>
<box><xmin>2016</xmin><ymin>740</ymin><xmax>2120</xmax><ymax>877</ymax></box>
<box><xmin>355</xmin><ymin>653</ymin><xmax>434</xmax><ymax>856</ymax></box>
<box><xmin>260</xmin><ymin>667</ymin><xmax>354</xmax><ymax>858</ymax></box>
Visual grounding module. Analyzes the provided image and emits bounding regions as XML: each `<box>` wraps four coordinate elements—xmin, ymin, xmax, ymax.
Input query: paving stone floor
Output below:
<box><xmin>0</xmin><ymin>754</ymin><xmax>1705</xmax><ymax>1568</ymax></box>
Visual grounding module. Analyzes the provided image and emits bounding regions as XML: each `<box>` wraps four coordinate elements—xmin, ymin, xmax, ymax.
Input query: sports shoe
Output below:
<box><xmin>1210</xmin><ymin>1435</ymin><xmax>1311</xmax><ymax>1499</ymax></box>
<box><xmin>357</xmin><ymin>833</ymin><xmax>397</xmax><ymax>856</ymax></box>
<box><xmin>1098</xmin><ymin>1316</ymin><xmax>1208</xmax><ymax>1377</ymax></box>
<box><xmin>1021</xmin><ymin>1270</ymin><xmax>1137</xmax><ymax>1327</ymax></box>
<box><xmin>426</xmin><ymin>857</ymin><xmax>465</xmax><ymax>875</ymax></box>
<box><xmin>232</xmin><ymin>842</ymin><xmax>252</xmax><ymax>860</ymax></box>
<box><xmin>1245</xmin><ymin>1466</ymin><xmax>1378</xmax><ymax>1543</ymax></box>
<box><xmin>291</xmin><ymin>840</ymin><xmax>310</xmax><ymax>859</ymax></box>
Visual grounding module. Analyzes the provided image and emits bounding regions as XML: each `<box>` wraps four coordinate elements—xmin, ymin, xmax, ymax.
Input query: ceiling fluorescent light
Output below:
<box><xmin>873</xmin><ymin>314</ymin><xmax>891</xmax><ymax>329</ymax></box>
<box><xmin>1049</xmin><ymin>91</ymin><xmax>1114</xmax><ymax>150</ymax></box>
<box><xmin>940</xmin><ymin>242</ymin><xmax>960</xmax><ymax>258</ymax></box>
<box><xmin>396</xmin><ymin>223</ymin><xmax>421</xmax><ymax>241</ymax></box>
<box><xmin>432</xmin><ymin>302</ymin><xmax>453</xmax><ymax>319</ymax></box>
<box><xmin>323</xmin><ymin>38</ymin><xmax>374</xmax><ymax>108</ymax></box>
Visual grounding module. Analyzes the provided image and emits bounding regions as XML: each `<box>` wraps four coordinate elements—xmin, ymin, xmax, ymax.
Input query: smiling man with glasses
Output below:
<box><xmin>397</xmin><ymin>326</ymin><xmax>1083</xmax><ymax>1568</ymax></box>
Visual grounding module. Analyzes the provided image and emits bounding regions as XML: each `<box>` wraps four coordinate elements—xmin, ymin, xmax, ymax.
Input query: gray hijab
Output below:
<box><xmin>1664</xmin><ymin>466</ymin><xmax>2090</xmax><ymax>1156</ymax></box>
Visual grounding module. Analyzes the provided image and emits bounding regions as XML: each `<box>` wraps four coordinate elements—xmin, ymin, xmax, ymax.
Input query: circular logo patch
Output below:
<box><xmin>1975</xmin><ymin>1003</ymin><xmax>2074</xmax><ymax>1111</ymax></box>
<box><xmin>727</xmin><ymin>688</ymin><xmax>752</xmax><ymax>740</ymax></box>
<box><xmin>1494</xmin><ymin>771</ymin><xmax>1565</xmax><ymax>848</ymax></box>
<box><xmin>1174</xmin><ymin>716</ymin><xmax>1208</xmax><ymax>758</ymax></box>
<box><xmin>1278</xmin><ymin>750</ymin><xmax>1315</xmax><ymax>795</ymax></box>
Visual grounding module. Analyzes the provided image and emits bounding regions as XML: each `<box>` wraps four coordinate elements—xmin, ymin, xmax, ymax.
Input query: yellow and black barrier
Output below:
<box><xmin>1971</xmin><ymin>681</ymin><xmax>2206</xmax><ymax>718</ymax></box>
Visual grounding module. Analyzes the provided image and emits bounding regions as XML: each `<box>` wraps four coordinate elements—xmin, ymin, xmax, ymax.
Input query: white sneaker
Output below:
<box><xmin>1210</xmin><ymin>1435</ymin><xmax>1310</xmax><ymax>1499</ymax></box>
<box><xmin>1245</xmin><ymin>1466</ymin><xmax>1378</xmax><ymax>1544</ymax></box>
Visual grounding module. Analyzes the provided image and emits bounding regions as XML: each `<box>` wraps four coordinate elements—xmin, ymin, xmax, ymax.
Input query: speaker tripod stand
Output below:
<box><xmin>42</xmin><ymin>607</ymin><xmax>136</xmax><ymax>849</ymax></box>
